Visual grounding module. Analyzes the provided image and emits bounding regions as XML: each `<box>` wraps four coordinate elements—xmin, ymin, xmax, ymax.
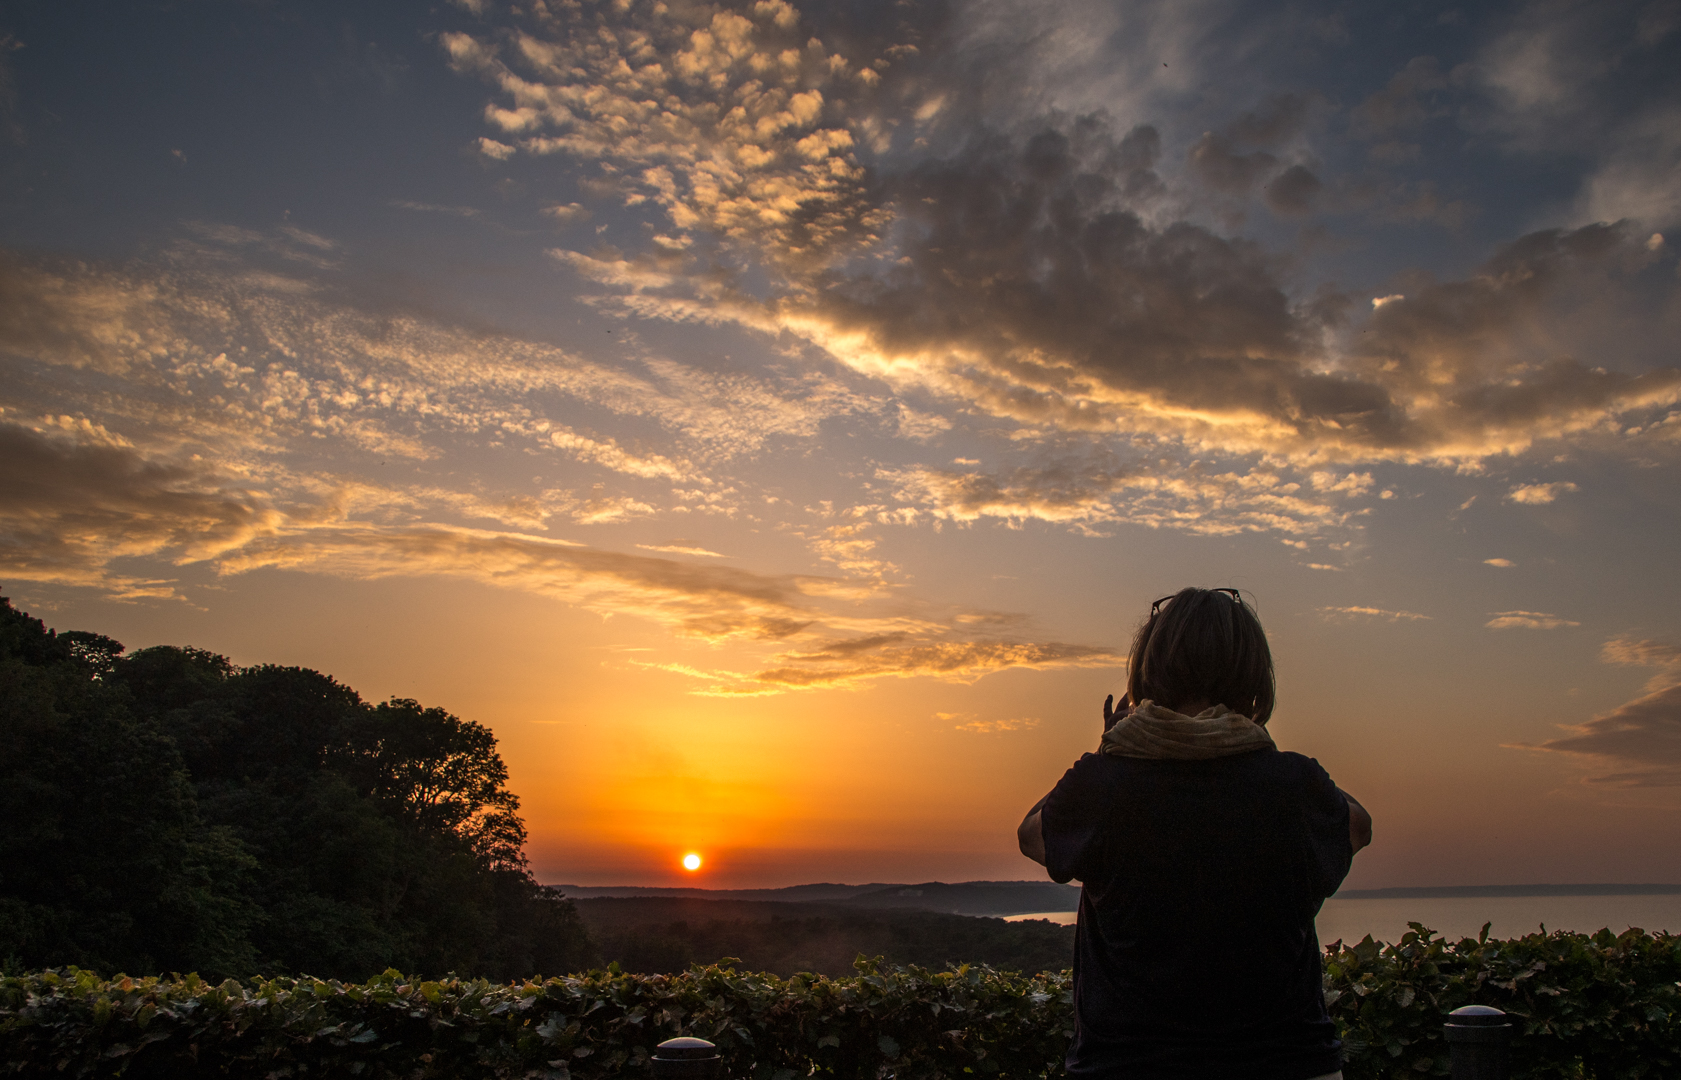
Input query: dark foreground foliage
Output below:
<box><xmin>0</xmin><ymin>960</ymin><xmax>1072</xmax><ymax>1080</ymax></box>
<box><xmin>1327</xmin><ymin>923</ymin><xmax>1681</xmax><ymax>1079</ymax></box>
<box><xmin>4</xmin><ymin>926</ymin><xmax>1680</xmax><ymax>1079</ymax></box>
<box><xmin>0</xmin><ymin>594</ymin><xmax>594</xmax><ymax>982</ymax></box>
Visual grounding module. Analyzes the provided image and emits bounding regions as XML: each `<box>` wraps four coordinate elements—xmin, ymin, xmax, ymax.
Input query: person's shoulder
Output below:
<box><xmin>1055</xmin><ymin>750</ymin><xmax>1126</xmax><ymax>790</ymax></box>
<box><xmin>1270</xmin><ymin>749</ymin><xmax>1329</xmax><ymax>774</ymax></box>
<box><xmin>1264</xmin><ymin>746</ymin><xmax>1338</xmax><ymax>780</ymax></box>
<box><xmin>1065</xmin><ymin>750</ymin><xmax>1117</xmax><ymax>778</ymax></box>
<box><xmin>1263</xmin><ymin>749</ymin><xmax>1340</xmax><ymax>794</ymax></box>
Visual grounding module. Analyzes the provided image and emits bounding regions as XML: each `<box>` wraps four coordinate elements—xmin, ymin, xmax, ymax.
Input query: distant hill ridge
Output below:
<box><xmin>553</xmin><ymin>880</ymin><xmax>1681</xmax><ymax>914</ymax></box>
<box><xmin>552</xmin><ymin>881</ymin><xmax>1080</xmax><ymax>916</ymax></box>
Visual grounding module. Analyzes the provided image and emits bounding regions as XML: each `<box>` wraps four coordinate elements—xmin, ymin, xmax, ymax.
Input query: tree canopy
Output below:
<box><xmin>0</xmin><ymin>593</ymin><xmax>595</xmax><ymax>981</ymax></box>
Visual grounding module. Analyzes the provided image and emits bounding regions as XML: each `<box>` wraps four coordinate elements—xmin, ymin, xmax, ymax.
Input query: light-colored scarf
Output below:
<box><xmin>1100</xmin><ymin>699</ymin><xmax>1276</xmax><ymax>760</ymax></box>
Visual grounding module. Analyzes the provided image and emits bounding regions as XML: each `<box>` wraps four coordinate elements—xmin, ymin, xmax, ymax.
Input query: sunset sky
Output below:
<box><xmin>2</xmin><ymin>0</ymin><xmax>1679</xmax><ymax>890</ymax></box>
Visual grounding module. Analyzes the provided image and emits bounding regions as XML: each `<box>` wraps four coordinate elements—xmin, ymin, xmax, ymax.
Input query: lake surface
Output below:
<box><xmin>1004</xmin><ymin>894</ymin><xmax>1681</xmax><ymax>946</ymax></box>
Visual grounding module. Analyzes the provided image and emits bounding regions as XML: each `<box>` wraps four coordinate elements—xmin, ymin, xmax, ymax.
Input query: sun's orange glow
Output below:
<box><xmin>682</xmin><ymin>852</ymin><xmax>702</xmax><ymax>871</ymax></box>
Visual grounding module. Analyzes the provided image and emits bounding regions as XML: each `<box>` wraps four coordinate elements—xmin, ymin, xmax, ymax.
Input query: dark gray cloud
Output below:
<box><xmin>1533</xmin><ymin>683</ymin><xmax>1681</xmax><ymax>785</ymax></box>
<box><xmin>1350</xmin><ymin>55</ymin><xmax>1457</xmax><ymax>143</ymax></box>
<box><xmin>803</xmin><ymin>131</ymin><xmax>1679</xmax><ymax>462</ymax></box>
<box><xmin>1263</xmin><ymin>164</ymin><xmax>1323</xmax><ymax>215</ymax></box>
<box><xmin>1187</xmin><ymin>93</ymin><xmax>1311</xmax><ymax>198</ymax></box>
<box><xmin>1187</xmin><ymin>135</ymin><xmax>1278</xmax><ymax>194</ymax></box>
<box><xmin>1527</xmin><ymin>634</ymin><xmax>1681</xmax><ymax>785</ymax></box>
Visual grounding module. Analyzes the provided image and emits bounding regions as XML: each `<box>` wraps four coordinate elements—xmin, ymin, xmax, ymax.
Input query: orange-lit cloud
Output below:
<box><xmin>634</xmin><ymin>633</ymin><xmax>1117</xmax><ymax>695</ymax></box>
<box><xmin>1601</xmin><ymin>636</ymin><xmax>1681</xmax><ymax>692</ymax></box>
<box><xmin>951</xmin><ymin>716</ymin><xmax>1042</xmax><ymax>734</ymax></box>
<box><xmin>1485</xmin><ymin>611</ymin><xmax>1581</xmax><ymax>630</ymax></box>
<box><xmin>0</xmin><ymin>422</ymin><xmax>280</xmax><ymax>599</ymax></box>
<box><xmin>1318</xmin><ymin>605</ymin><xmax>1431</xmax><ymax>622</ymax></box>
<box><xmin>1507</xmin><ymin>482</ymin><xmax>1579</xmax><ymax>505</ymax></box>
<box><xmin>744</xmin><ymin>637</ymin><xmax>1116</xmax><ymax>691</ymax></box>
<box><xmin>0</xmin><ymin>417</ymin><xmax>1114</xmax><ymax>693</ymax></box>
<box><xmin>880</xmin><ymin>462</ymin><xmax>1364</xmax><ymax>538</ymax></box>
<box><xmin>439</xmin><ymin>0</ymin><xmax>891</xmax><ymax>265</ymax></box>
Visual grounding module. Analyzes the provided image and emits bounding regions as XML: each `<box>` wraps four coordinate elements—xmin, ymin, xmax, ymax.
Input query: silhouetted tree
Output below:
<box><xmin>0</xmin><ymin>593</ymin><xmax>596</xmax><ymax>981</ymax></box>
<box><xmin>0</xmin><ymin>598</ymin><xmax>256</xmax><ymax>977</ymax></box>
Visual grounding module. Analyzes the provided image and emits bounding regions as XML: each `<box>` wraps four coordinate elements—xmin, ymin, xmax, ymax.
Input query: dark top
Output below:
<box><xmin>1041</xmin><ymin>747</ymin><xmax>1352</xmax><ymax>1080</ymax></box>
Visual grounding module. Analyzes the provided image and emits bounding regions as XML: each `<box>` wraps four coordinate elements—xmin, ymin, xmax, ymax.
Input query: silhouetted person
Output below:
<box><xmin>1019</xmin><ymin>587</ymin><xmax>1372</xmax><ymax>1080</ymax></box>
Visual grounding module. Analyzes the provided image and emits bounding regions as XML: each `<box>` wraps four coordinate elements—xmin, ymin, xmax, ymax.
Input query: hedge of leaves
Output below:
<box><xmin>3</xmin><ymin>926</ymin><xmax>1679</xmax><ymax>1079</ymax></box>
<box><xmin>0</xmin><ymin>959</ymin><xmax>1070</xmax><ymax>1080</ymax></box>
<box><xmin>1327</xmin><ymin>924</ymin><xmax>1681</xmax><ymax>1079</ymax></box>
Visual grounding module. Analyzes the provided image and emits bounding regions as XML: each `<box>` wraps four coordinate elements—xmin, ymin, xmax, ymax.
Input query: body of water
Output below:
<box><xmin>1003</xmin><ymin>894</ymin><xmax>1681</xmax><ymax>945</ymax></box>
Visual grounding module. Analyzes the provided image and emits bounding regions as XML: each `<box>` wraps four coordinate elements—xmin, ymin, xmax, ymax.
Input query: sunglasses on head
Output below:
<box><xmin>1150</xmin><ymin>587</ymin><xmax>1242</xmax><ymax>616</ymax></box>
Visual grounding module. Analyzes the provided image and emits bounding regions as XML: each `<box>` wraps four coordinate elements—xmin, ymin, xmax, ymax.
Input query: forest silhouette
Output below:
<box><xmin>0</xmin><ymin>593</ymin><xmax>594</xmax><ymax>981</ymax></box>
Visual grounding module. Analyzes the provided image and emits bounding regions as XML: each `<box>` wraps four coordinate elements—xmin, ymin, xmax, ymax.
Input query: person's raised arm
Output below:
<box><xmin>1017</xmin><ymin>793</ymin><xmax>1049</xmax><ymax>866</ymax></box>
<box><xmin>1340</xmin><ymin>788</ymin><xmax>1373</xmax><ymax>853</ymax></box>
<box><xmin>1021</xmin><ymin>692</ymin><xmax>1123</xmax><ymax>871</ymax></box>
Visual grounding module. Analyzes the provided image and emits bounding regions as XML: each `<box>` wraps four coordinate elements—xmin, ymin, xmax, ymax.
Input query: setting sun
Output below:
<box><xmin>682</xmin><ymin>853</ymin><xmax>702</xmax><ymax>872</ymax></box>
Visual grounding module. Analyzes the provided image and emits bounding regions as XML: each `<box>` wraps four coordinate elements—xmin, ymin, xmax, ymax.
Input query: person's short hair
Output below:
<box><xmin>1125</xmin><ymin>587</ymin><xmax>1275</xmax><ymax>723</ymax></box>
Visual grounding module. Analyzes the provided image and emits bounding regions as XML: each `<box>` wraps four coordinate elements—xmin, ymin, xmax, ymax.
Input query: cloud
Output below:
<box><xmin>606</xmin><ymin>103</ymin><xmax>1676</xmax><ymax>469</ymax></box>
<box><xmin>1578</xmin><ymin>102</ymin><xmax>1681</xmax><ymax>229</ymax></box>
<box><xmin>735</xmin><ymin>636</ymin><xmax>1118</xmax><ymax>692</ymax></box>
<box><xmin>541</xmin><ymin>202</ymin><xmax>590</xmax><ymax>223</ymax></box>
<box><xmin>1485</xmin><ymin>610</ymin><xmax>1581</xmax><ymax>629</ymax></box>
<box><xmin>413</xmin><ymin>484</ymin><xmax>658</xmax><ymax>528</ymax></box>
<box><xmin>0</xmin><ymin>422</ymin><xmax>280</xmax><ymax>598</ymax></box>
<box><xmin>894</xmin><ymin>403</ymin><xmax>952</xmax><ymax>442</ymax></box>
<box><xmin>217</xmin><ymin>522</ymin><xmax>836</xmax><ymax>641</ymax></box>
<box><xmin>1185</xmin><ymin>93</ymin><xmax>1320</xmax><ymax>215</ymax></box>
<box><xmin>626</xmin><ymin>622</ymin><xmax>1117</xmax><ymax>696</ymax></box>
<box><xmin>1351</xmin><ymin>55</ymin><xmax>1454</xmax><ymax>142</ymax></box>
<box><xmin>880</xmin><ymin>462</ymin><xmax>1130</xmax><ymax>528</ymax></box>
<box><xmin>1318</xmin><ymin>605</ymin><xmax>1431</xmax><ymax>622</ymax></box>
<box><xmin>1468</xmin><ymin>0</ymin><xmax>1681</xmax><ymax>230</ymax></box>
<box><xmin>625</xmin><ymin>625</ymin><xmax>1116</xmax><ymax>696</ymax></box>
<box><xmin>788</xmin><ymin>513</ymin><xmax>900</xmax><ymax>579</ymax></box>
<box><xmin>181</xmin><ymin>221</ymin><xmax>343</xmax><ymax>269</ymax></box>
<box><xmin>1507</xmin><ymin>481</ymin><xmax>1578</xmax><ymax>504</ymax></box>
<box><xmin>637</xmin><ymin>543</ymin><xmax>727</xmax><ymax>558</ymax></box>
<box><xmin>390</xmin><ymin>200</ymin><xmax>482</xmax><ymax>218</ymax></box>
<box><xmin>1529</xmin><ymin>683</ymin><xmax>1681</xmax><ymax>786</ymax></box>
<box><xmin>440</xmin><ymin>0</ymin><xmax>898</xmax><ymax>265</ymax></box>
<box><xmin>880</xmin><ymin>460</ymin><xmax>1356</xmax><ymax>538</ymax></box>
<box><xmin>546</xmin><ymin>427</ymin><xmax>693</xmax><ymax>481</ymax></box>
<box><xmin>0</xmin><ymin>412</ymin><xmax>1116</xmax><ymax>692</ymax></box>
<box><xmin>0</xmin><ymin>250</ymin><xmax>873</xmax><ymax>471</ymax></box>
<box><xmin>549</xmin><ymin>248</ymin><xmax>679</xmax><ymax>292</ymax></box>
<box><xmin>1483</xmin><ymin>557</ymin><xmax>1516</xmax><ymax>567</ymax></box>
<box><xmin>1601</xmin><ymin>635</ymin><xmax>1681</xmax><ymax>692</ymax></box>
<box><xmin>1525</xmin><ymin>635</ymin><xmax>1681</xmax><ymax>785</ymax></box>
<box><xmin>438</xmin><ymin>0</ymin><xmax>1681</xmax><ymax>561</ymax></box>
<box><xmin>953</xmin><ymin>716</ymin><xmax>1041</xmax><ymax>733</ymax></box>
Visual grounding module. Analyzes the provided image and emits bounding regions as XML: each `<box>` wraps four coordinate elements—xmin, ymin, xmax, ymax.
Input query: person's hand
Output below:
<box><xmin>1102</xmin><ymin>692</ymin><xmax>1131</xmax><ymax>733</ymax></box>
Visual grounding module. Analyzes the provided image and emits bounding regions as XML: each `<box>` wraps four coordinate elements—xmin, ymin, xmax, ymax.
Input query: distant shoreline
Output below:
<box><xmin>549</xmin><ymin>881</ymin><xmax>1681</xmax><ymax>909</ymax></box>
<box><xmin>1332</xmin><ymin>884</ymin><xmax>1681</xmax><ymax>899</ymax></box>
